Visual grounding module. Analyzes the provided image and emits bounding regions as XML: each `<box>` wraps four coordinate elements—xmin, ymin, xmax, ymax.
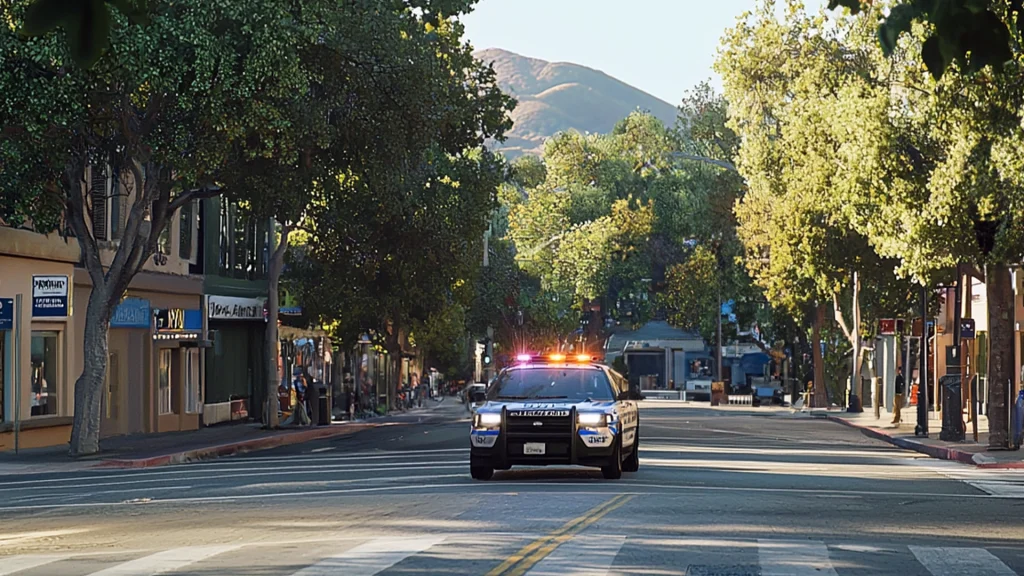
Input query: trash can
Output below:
<box><xmin>711</xmin><ymin>381</ymin><xmax>725</xmax><ymax>406</ymax></box>
<box><xmin>318</xmin><ymin>387</ymin><xmax>331</xmax><ymax>426</ymax></box>
<box><xmin>847</xmin><ymin>393</ymin><xmax>862</xmax><ymax>413</ymax></box>
<box><xmin>939</xmin><ymin>375</ymin><xmax>964</xmax><ymax>442</ymax></box>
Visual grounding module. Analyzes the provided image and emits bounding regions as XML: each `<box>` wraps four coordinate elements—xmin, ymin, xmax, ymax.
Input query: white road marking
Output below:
<box><xmin>0</xmin><ymin>554</ymin><xmax>68</xmax><ymax>575</ymax></box>
<box><xmin>84</xmin><ymin>545</ymin><xmax>240</xmax><ymax>575</ymax></box>
<box><xmin>524</xmin><ymin>535</ymin><xmax>626</xmax><ymax>576</ymax></box>
<box><xmin>758</xmin><ymin>539</ymin><xmax>838</xmax><ymax>576</ymax></box>
<box><xmin>289</xmin><ymin>536</ymin><xmax>445</xmax><ymax>576</ymax></box>
<box><xmin>0</xmin><ymin>463</ymin><xmax>469</xmax><ymax>494</ymax></box>
<box><xmin>904</xmin><ymin>460</ymin><xmax>1024</xmax><ymax>498</ymax></box>
<box><xmin>910</xmin><ymin>546</ymin><xmax>1017</xmax><ymax>576</ymax></box>
<box><xmin>310</xmin><ymin>447</ymin><xmax>335</xmax><ymax>453</ymax></box>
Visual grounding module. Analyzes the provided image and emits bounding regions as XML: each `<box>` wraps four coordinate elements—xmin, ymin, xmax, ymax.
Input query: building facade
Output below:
<box><xmin>200</xmin><ymin>197</ymin><xmax>272</xmax><ymax>424</ymax></box>
<box><xmin>0</xmin><ymin>227</ymin><xmax>80</xmax><ymax>450</ymax></box>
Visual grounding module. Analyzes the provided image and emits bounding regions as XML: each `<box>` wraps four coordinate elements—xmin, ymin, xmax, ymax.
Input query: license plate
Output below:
<box><xmin>523</xmin><ymin>442</ymin><xmax>546</xmax><ymax>455</ymax></box>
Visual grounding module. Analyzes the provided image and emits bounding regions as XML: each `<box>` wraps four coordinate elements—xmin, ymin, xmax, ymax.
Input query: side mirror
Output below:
<box><xmin>471</xmin><ymin>391</ymin><xmax>486</xmax><ymax>403</ymax></box>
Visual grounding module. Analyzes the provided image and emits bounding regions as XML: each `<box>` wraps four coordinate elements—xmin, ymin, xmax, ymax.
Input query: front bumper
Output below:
<box><xmin>470</xmin><ymin>407</ymin><xmax>617</xmax><ymax>468</ymax></box>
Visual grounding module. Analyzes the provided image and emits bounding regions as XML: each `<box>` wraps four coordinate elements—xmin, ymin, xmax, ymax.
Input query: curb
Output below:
<box><xmin>92</xmin><ymin>423</ymin><xmax>377</xmax><ymax>469</ymax></box>
<box><xmin>825</xmin><ymin>415</ymin><xmax>1024</xmax><ymax>469</ymax></box>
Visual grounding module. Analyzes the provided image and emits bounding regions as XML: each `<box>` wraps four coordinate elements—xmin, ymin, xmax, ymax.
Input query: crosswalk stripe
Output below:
<box><xmin>289</xmin><ymin>536</ymin><xmax>446</xmax><ymax>576</ymax></box>
<box><xmin>523</xmin><ymin>535</ymin><xmax>626</xmax><ymax>576</ymax></box>
<box><xmin>910</xmin><ymin>546</ymin><xmax>1017</xmax><ymax>576</ymax></box>
<box><xmin>84</xmin><ymin>545</ymin><xmax>241</xmax><ymax>575</ymax></box>
<box><xmin>0</xmin><ymin>554</ymin><xmax>67</xmax><ymax>575</ymax></box>
<box><xmin>758</xmin><ymin>539</ymin><xmax>838</xmax><ymax>576</ymax></box>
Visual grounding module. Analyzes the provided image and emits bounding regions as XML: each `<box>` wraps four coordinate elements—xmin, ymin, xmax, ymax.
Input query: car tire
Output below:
<box><xmin>623</xmin><ymin>429</ymin><xmax>639</xmax><ymax>473</ymax></box>
<box><xmin>601</xmin><ymin>439</ymin><xmax>623</xmax><ymax>480</ymax></box>
<box><xmin>470</xmin><ymin>465</ymin><xmax>494</xmax><ymax>481</ymax></box>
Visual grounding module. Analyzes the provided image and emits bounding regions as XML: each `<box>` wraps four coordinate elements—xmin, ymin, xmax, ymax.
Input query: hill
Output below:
<box><xmin>475</xmin><ymin>48</ymin><xmax>679</xmax><ymax>158</ymax></box>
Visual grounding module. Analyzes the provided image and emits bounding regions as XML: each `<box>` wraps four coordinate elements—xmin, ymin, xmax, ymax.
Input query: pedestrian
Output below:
<box><xmin>893</xmin><ymin>366</ymin><xmax>905</xmax><ymax>425</ymax></box>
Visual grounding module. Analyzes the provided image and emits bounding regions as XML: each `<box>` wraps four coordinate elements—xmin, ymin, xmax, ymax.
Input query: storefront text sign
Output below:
<box><xmin>110</xmin><ymin>297</ymin><xmax>151</xmax><ymax>328</ymax></box>
<box><xmin>32</xmin><ymin>275</ymin><xmax>69</xmax><ymax>318</ymax></box>
<box><xmin>0</xmin><ymin>298</ymin><xmax>13</xmax><ymax>330</ymax></box>
<box><xmin>207</xmin><ymin>295</ymin><xmax>266</xmax><ymax>321</ymax></box>
<box><xmin>153</xmin><ymin>308</ymin><xmax>202</xmax><ymax>340</ymax></box>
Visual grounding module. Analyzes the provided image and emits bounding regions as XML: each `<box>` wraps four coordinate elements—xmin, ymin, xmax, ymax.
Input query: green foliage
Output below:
<box><xmin>661</xmin><ymin>245</ymin><xmax>720</xmax><ymax>342</ymax></box>
<box><xmin>830</xmin><ymin>0</ymin><xmax>1022</xmax><ymax>80</ymax></box>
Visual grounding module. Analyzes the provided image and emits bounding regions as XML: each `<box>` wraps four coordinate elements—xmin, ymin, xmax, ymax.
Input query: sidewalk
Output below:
<box><xmin>0</xmin><ymin>397</ymin><xmax>453</xmax><ymax>474</ymax></box>
<box><xmin>814</xmin><ymin>407</ymin><xmax>1024</xmax><ymax>469</ymax></box>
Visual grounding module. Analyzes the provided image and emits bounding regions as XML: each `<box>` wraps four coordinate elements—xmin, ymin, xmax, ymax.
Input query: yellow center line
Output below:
<box><xmin>486</xmin><ymin>494</ymin><xmax>634</xmax><ymax>576</ymax></box>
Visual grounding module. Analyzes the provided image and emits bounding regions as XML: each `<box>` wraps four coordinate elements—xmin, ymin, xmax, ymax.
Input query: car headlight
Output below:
<box><xmin>474</xmin><ymin>412</ymin><xmax>501</xmax><ymax>427</ymax></box>
<box><xmin>577</xmin><ymin>412</ymin><xmax>606</xmax><ymax>427</ymax></box>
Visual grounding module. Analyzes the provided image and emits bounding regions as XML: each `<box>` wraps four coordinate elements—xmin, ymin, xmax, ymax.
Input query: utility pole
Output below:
<box><xmin>916</xmin><ymin>285</ymin><xmax>929</xmax><ymax>437</ymax></box>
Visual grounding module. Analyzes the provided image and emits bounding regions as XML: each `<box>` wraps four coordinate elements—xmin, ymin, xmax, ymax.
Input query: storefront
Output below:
<box><xmin>152</xmin><ymin>305</ymin><xmax>204</xmax><ymax>433</ymax></box>
<box><xmin>72</xmin><ymin>270</ymin><xmax>206</xmax><ymax>437</ymax></box>
<box><xmin>0</xmin><ymin>228</ymin><xmax>79</xmax><ymax>451</ymax></box>
<box><xmin>205</xmin><ymin>295</ymin><xmax>267</xmax><ymax>423</ymax></box>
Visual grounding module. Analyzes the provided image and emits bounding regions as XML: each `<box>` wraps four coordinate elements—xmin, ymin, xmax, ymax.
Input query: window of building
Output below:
<box><xmin>217</xmin><ymin>200</ymin><xmax>268</xmax><ymax>280</ymax></box>
<box><xmin>89</xmin><ymin>164</ymin><xmax>126</xmax><ymax>242</ymax></box>
<box><xmin>157</xmin><ymin>220</ymin><xmax>171</xmax><ymax>255</ymax></box>
<box><xmin>30</xmin><ymin>331</ymin><xmax>59</xmax><ymax>417</ymax></box>
<box><xmin>179</xmin><ymin>200</ymin><xmax>198</xmax><ymax>263</ymax></box>
<box><xmin>158</xmin><ymin>348</ymin><xmax>173</xmax><ymax>415</ymax></box>
<box><xmin>185</xmin><ymin>348</ymin><xmax>200</xmax><ymax>413</ymax></box>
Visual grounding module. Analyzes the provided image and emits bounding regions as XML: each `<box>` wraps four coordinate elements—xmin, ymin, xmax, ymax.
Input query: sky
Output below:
<box><xmin>461</xmin><ymin>0</ymin><xmax>828</xmax><ymax>106</ymax></box>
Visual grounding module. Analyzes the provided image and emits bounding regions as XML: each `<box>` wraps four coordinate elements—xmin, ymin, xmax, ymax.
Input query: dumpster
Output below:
<box><xmin>939</xmin><ymin>375</ymin><xmax>964</xmax><ymax>442</ymax></box>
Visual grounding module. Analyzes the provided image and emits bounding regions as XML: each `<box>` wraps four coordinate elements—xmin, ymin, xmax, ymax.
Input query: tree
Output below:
<box><xmin>717</xmin><ymin>0</ymin><xmax>916</xmax><ymax>406</ymax></box>
<box><xmin>829</xmin><ymin>0</ymin><xmax>1024</xmax><ymax>80</ymax></box>
<box><xmin>1</xmin><ymin>0</ymin><xmax>309</xmax><ymax>454</ymax></box>
<box><xmin>834</xmin><ymin>12</ymin><xmax>1024</xmax><ymax>446</ymax></box>
<box><xmin>662</xmin><ymin>246</ymin><xmax>720</xmax><ymax>341</ymax></box>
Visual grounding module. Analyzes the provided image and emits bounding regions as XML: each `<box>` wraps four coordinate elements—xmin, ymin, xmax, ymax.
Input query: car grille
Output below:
<box><xmin>505</xmin><ymin>410</ymin><xmax>573</xmax><ymax>460</ymax></box>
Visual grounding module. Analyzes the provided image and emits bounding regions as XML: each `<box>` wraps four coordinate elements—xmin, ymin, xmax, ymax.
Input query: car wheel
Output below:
<box><xmin>623</xmin><ymin>429</ymin><xmax>640</xmax><ymax>473</ymax></box>
<box><xmin>601</xmin><ymin>439</ymin><xmax>623</xmax><ymax>480</ymax></box>
<box><xmin>470</xmin><ymin>465</ymin><xmax>494</xmax><ymax>481</ymax></box>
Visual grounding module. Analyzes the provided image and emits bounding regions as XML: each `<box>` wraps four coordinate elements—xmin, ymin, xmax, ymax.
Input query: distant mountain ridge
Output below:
<box><xmin>475</xmin><ymin>48</ymin><xmax>678</xmax><ymax>158</ymax></box>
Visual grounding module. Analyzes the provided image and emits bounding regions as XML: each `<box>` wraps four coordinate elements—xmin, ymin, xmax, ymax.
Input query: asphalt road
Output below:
<box><xmin>2</xmin><ymin>399</ymin><xmax>1024</xmax><ymax>575</ymax></box>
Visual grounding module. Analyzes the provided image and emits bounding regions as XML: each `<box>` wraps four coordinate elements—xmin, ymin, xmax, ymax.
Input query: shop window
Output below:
<box><xmin>158</xmin><ymin>349</ymin><xmax>173</xmax><ymax>415</ymax></box>
<box><xmin>30</xmin><ymin>331</ymin><xmax>59</xmax><ymax>417</ymax></box>
<box><xmin>185</xmin><ymin>348</ymin><xmax>201</xmax><ymax>413</ymax></box>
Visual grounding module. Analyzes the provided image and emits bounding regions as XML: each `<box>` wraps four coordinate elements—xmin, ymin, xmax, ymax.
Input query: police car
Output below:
<box><xmin>468</xmin><ymin>354</ymin><xmax>641</xmax><ymax>480</ymax></box>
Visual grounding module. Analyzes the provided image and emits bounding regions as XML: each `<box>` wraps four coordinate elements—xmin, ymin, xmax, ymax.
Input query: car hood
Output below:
<box><xmin>476</xmin><ymin>400</ymin><xmax>616</xmax><ymax>415</ymax></box>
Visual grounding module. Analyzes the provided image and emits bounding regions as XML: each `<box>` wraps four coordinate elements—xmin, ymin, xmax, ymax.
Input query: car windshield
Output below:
<box><xmin>488</xmin><ymin>367</ymin><xmax>614</xmax><ymax>402</ymax></box>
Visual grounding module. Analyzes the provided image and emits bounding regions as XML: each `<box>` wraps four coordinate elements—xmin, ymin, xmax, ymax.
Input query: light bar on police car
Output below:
<box><xmin>577</xmin><ymin>412</ymin><xmax>606</xmax><ymax>426</ymax></box>
<box><xmin>516</xmin><ymin>354</ymin><xmax>532</xmax><ymax>363</ymax></box>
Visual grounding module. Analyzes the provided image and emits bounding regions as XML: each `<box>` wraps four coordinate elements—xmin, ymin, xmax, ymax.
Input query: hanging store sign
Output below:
<box><xmin>110</xmin><ymin>298</ymin><xmax>151</xmax><ymax>328</ymax></box>
<box><xmin>31</xmin><ymin>275</ymin><xmax>69</xmax><ymax>318</ymax></box>
<box><xmin>206</xmin><ymin>295</ymin><xmax>266</xmax><ymax>321</ymax></box>
<box><xmin>0</xmin><ymin>298</ymin><xmax>13</xmax><ymax>330</ymax></box>
<box><xmin>153</xmin><ymin>308</ymin><xmax>202</xmax><ymax>341</ymax></box>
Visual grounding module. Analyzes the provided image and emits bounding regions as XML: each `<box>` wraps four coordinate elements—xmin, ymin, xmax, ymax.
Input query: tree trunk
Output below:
<box><xmin>264</xmin><ymin>222</ymin><xmax>292</xmax><ymax>429</ymax></box>
<box><xmin>812</xmin><ymin>303</ymin><xmax>827</xmax><ymax>408</ymax></box>
<box><xmin>986</xmin><ymin>265</ymin><xmax>1013</xmax><ymax>448</ymax></box>
<box><xmin>69</xmin><ymin>286</ymin><xmax>113</xmax><ymax>456</ymax></box>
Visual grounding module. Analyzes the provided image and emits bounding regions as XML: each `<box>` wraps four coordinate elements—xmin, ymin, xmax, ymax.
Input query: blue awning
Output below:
<box><xmin>739</xmin><ymin>352</ymin><xmax>771</xmax><ymax>372</ymax></box>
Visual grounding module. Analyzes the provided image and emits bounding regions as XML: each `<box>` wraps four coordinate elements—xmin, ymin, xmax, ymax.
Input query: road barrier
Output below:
<box><xmin>727</xmin><ymin>394</ymin><xmax>753</xmax><ymax>406</ymax></box>
<box><xmin>641</xmin><ymin>389</ymin><xmax>689</xmax><ymax>401</ymax></box>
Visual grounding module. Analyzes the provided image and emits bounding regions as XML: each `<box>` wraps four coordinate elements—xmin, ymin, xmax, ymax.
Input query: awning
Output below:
<box><xmin>739</xmin><ymin>352</ymin><xmax>771</xmax><ymax>373</ymax></box>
